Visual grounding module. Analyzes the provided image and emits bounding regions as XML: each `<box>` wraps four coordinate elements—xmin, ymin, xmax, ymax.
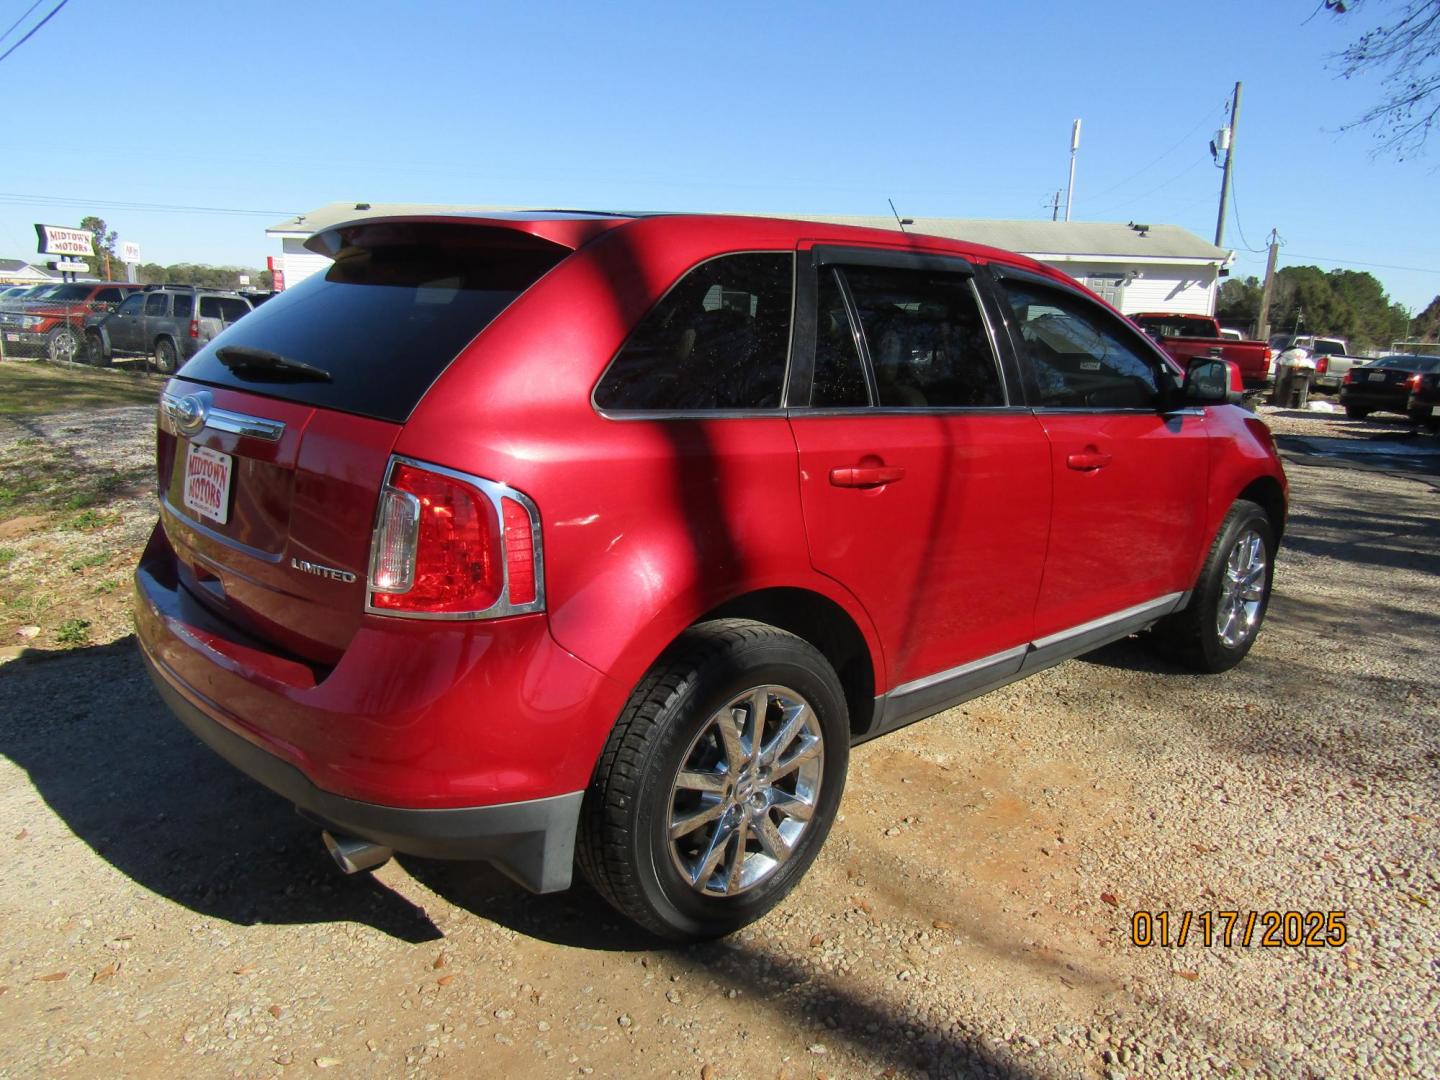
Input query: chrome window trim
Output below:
<box><xmin>363</xmin><ymin>454</ymin><xmax>546</xmax><ymax>622</ymax></box>
<box><xmin>590</xmin><ymin>249</ymin><xmax>797</xmax><ymax>418</ymax></box>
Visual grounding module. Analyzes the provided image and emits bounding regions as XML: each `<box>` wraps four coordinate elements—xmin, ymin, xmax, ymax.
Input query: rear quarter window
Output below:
<box><xmin>594</xmin><ymin>252</ymin><xmax>793</xmax><ymax>412</ymax></box>
<box><xmin>175</xmin><ymin>224</ymin><xmax>568</xmax><ymax>423</ymax></box>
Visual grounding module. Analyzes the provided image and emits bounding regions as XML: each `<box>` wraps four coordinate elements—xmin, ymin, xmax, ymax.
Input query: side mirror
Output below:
<box><xmin>1183</xmin><ymin>358</ymin><xmax>1243</xmax><ymax>405</ymax></box>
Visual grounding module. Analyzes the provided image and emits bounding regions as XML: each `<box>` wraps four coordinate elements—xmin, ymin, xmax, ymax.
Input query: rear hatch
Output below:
<box><xmin>155</xmin><ymin>220</ymin><xmax>576</xmax><ymax>666</ymax></box>
<box><xmin>194</xmin><ymin>294</ymin><xmax>254</xmax><ymax>345</ymax></box>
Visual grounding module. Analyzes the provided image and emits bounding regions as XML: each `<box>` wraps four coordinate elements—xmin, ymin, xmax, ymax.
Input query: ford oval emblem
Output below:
<box><xmin>174</xmin><ymin>394</ymin><xmax>207</xmax><ymax>436</ymax></box>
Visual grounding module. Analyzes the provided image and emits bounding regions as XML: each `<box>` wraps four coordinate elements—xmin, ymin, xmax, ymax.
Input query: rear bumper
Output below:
<box><xmin>133</xmin><ymin>521</ymin><xmax>627</xmax><ymax>892</ymax></box>
<box><xmin>1339</xmin><ymin>386</ymin><xmax>1409</xmax><ymax>411</ymax></box>
<box><xmin>140</xmin><ymin>649</ymin><xmax>580</xmax><ymax>892</ymax></box>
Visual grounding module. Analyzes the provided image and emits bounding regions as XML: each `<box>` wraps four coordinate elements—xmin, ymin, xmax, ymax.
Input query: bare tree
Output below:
<box><xmin>1326</xmin><ymin>0</ymin><xmax>1440</xmax><ymax>158</ymax></box>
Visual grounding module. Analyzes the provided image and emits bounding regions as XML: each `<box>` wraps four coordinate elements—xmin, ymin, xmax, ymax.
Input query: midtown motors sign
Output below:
<box><xmin>34</xmin><ymin>224</ymin><xmax>96</xmax><ymax>258</ymax></box>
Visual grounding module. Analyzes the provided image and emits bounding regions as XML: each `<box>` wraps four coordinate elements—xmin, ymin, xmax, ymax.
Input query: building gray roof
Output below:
<box><xmin>267</xmin><ymin>204</ymin><xmax>1230</xmax><ymax>263</ymax></box>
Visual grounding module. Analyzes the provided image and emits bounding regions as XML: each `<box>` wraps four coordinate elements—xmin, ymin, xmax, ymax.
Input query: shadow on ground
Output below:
<box><xmin>0</xmin><ymin>638</ymin><xmax>442</xmax><ymax>942</ymax></box>
<box><xmin>0</xmin><ymin>638</ymin><xmax>1042</xmax><ymax>1078</ymax></box>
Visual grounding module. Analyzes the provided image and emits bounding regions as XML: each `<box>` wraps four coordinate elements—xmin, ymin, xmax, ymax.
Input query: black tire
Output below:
<box><xmin>85</xmin><ymin>331</ymin><xmax>109</xmax><ymax>366</ymax></box>
<box><xmin>1345</xmin><ymin>405</ymin><xmax>1369</xmax><ymax>420</ymax></box>
<box><xmin>153</xmin><ymin>337</ymin><xmax>178</xmax><ymax>374</ymax></box>
<box><xmin>578</xmin><ymin>618</ymin><xmax>849</xmax><ymax>941</ymax></box>
<box><xmin>1151</xmin><ymin>500</ymin><xmax>1275</xmax><ymax>673</ymax></box>
<box><xmin>46</xmin><ymin>324</ymin><xmax>84</xmax><ymax>364</ymax></box>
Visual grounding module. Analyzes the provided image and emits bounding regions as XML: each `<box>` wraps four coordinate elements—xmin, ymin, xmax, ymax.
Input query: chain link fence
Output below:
<box><xmin>0</xmin><ymin>281</ymin><xmax>140</xmax><ymax>365</ymax></box>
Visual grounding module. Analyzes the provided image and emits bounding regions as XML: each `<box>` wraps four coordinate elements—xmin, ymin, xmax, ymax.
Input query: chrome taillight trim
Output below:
<box><xmin>363</xmin><ymin>454</ymin><xmax>546</xmax><ymax>622</ymax></box>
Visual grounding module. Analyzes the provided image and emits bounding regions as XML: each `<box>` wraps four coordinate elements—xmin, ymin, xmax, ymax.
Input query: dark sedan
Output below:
<box><xmin>1408</xmin><ymin>368</ymin><xmax>1440</xmax><ymax>430</ymax></box>
<box><xmin>1340</xmin><ymin>354</ymin><xmax>1440</xmax><ymax>420</ymax></box>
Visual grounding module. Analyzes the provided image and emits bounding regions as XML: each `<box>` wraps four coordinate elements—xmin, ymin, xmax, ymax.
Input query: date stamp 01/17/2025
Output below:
<box><xmin>1130</xmin><ymin>910</ymin><xmax>1347</xmax><ymax>949</ymax></box>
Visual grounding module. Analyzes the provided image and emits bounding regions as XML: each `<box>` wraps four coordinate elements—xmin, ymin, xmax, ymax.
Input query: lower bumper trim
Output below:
<box><xmin>140</xmin><ymin>648</ymin><xmax>582</xmax><ymax>893</ymax></box>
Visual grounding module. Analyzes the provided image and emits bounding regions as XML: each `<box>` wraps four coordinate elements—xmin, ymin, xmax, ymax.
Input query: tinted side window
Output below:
<box><xmin>843</xmin><ymin>267</ymin><xmax>1003</xmax><ymax>408</ymax></box>
<box><xmin>811</xmin><ymin>268</ymin><xmax>868</xmax><ymax>407</ymax></box>
<box><xmin>999</xmin><ymin>280</ymin><xmax>1162</xmax><ymax>409</ymax></box>
<box><xmin>219</xmin><ymin>298</ymin><xmax>250</xmax><ymax>321</ymax></box>
<box><xmin>116</xmin><ymin>294</ymin><xmax>144</xmax><ymax>315</ymax></box>
<box><xmin>173</xmin><ymin>294</ymin><xmax>194</xmax><ymax>319</ymax></box>
<box><xmin>198</xmin><ymin>296</ymin><xmax>220</xmax><ymax>318</ymax></box>
<box><xmin>595</xmin><ymin>253</ymin><xmax>793</xmax><ymax>411</ymax></box>
<box><xmin>144</xmin><ymin>293</ymin><xmax>167</xmax><ymax>316</ymax></box>
<box><xmin>94</xmin><ymin>288</ymin><xmax>123</xmax><ymax>303</ymax></box>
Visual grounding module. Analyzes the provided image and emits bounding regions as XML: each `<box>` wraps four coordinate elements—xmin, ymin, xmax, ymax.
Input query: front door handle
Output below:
<box><xmin>829</xmin><ymin>465</ymin><xmax>906</xmax><ymax>488</ymax></box>
<box><xmin>1066</xmin><ymin>450</ymin><xmax>1113</xmax><ymax>471</ymax></box>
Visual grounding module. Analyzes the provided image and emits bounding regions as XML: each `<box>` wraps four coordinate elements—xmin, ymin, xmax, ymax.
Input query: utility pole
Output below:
<box><xmin>1214</xmin><ymin>81</ymin><xmax>1241</xmax><ymax>248</ymax></box>
<box><xmin>1064</xmin><ymin>120</ymin><xmax>1081</xmax><ymax>222</ymax></box>
<box><xmin>1254</xmin><ymin>227</ymin><xmax>1281</xmax><ymax>341</ymax></box>
<box><xmin>1048</xmin><ymin>190</ymin><xmax>1063</xmax><ymax>221</ymax></box>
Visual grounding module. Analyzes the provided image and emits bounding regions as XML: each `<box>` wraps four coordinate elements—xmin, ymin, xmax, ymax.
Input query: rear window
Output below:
<box><xmin>1132</xmin><ymin>315</ymin><xmax>1214</xmax><ymax>339</ymax></box>
<box><xmin>177</xmin><ymin>224</ymin><xmax>568</xmax><ymax>422</ymax></box>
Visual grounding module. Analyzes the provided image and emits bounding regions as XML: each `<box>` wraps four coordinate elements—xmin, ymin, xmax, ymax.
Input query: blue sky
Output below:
<box><xmin>2</xmin><ymin>0</ymin><xmax>1435</xmax><ymax>313</ymax></box>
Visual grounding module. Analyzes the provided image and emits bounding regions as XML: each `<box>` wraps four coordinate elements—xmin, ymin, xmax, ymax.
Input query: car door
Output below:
<box><xmin>108</xmin><ymin>293</ymin><xmax>146</xmax><ymax>352</ymax></box>
<box><xmin>786</xmin><ymin>247</ymin><xmax>1051</xmax><ymax>726</ymax></box>
<box><xmin>141</xmin><ymin>291</ymin><xmax>168</xmax><ymax>349</ymax></box>
<box><xmin>986</xmin><ymin>268</ymin><xmax>1209</xmax><ymax>645</ymax></box>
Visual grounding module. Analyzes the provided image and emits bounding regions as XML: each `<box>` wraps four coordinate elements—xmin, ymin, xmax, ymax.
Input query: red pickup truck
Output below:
<box><xmin>1130</xmin><ymin>313</ymin><xmax>1272</xmax><ymax>390</ymax></box>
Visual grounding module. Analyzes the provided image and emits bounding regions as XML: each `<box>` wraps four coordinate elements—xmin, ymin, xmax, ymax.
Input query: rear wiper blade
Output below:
<box><xmin>215</xmin><ymin>346</ymin><xmax>332</xmax><ymax>382</ymax></box>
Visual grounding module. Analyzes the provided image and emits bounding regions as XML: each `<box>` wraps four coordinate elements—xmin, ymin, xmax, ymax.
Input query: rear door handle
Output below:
<box><xmin>1066</xmin><ymin>451</ymin><xmax>1113</xmax><ymax>471</ymax></box>
<box><xmin>829</xmin><ymin>465</ymin><xmax>906</xmax><ymax>488</ymax></box>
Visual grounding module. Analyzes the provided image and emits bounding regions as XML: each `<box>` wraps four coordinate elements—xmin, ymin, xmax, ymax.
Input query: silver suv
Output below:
<box><xmin>87</xmin><ymin>286</ymin><xmax>253</xmax><ymax>372</ymax></box>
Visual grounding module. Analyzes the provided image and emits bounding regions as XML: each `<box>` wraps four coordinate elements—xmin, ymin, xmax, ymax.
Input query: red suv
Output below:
<box><xmin>135</xmin><ymin>211</ymin><xmax>1287</xmax><ymax>939</ymax></box>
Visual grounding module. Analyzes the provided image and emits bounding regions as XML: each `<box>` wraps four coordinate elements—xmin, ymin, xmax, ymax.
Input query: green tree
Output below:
<box><xmin>1411</xmin><ymin>294</ymin><xmax>1440</xmax><ymax>340</ymax></box>
<box><xmin>1216</xmin><ymin>276</ymin><xmax>1263</xmax><ymax>329</ymax></box>
<box><xmin>78</xmin><ymin>216</ymin><xmax>118</xmax><ymax>280</ymax></box>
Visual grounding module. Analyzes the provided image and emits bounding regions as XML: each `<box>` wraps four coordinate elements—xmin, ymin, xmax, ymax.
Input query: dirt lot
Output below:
<box><xmin>1</xmin><ymin>369</ymin><xmax>1436</xmax><ymax>1079</ymax></box>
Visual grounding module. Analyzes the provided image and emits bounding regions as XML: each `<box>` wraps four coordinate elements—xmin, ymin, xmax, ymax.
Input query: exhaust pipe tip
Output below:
<box><xmin>322</xmin><ymin>830</ymin><xmax>393</xmax><ymax>874</ymax></box>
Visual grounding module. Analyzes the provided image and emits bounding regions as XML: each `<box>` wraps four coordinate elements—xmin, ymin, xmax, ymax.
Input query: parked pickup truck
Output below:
<box><xmin>1270</xmin><ymin>336</ymin><xmax>1364</xmax><ymax>391</ymax></box>
<box><xmin>1130</xmin><ymin>313</ymin><xmax>1272</xmax><ymax>390</ymax></box>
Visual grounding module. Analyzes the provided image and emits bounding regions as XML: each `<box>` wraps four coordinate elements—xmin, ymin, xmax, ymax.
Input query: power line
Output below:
<box><xmin>1083</xmin><ymin>100</ymin><xmax>1227</xmax><ymax>206</ymax></box>
<box><xmin>1087</xmin><ymin>154</ymin><xmax>1210</xmax><ymax>219</ymax></box>
<box><xmin>0</xmin><ymin>0</ymin><xmax>67</xmax><ymax>66</ymax></box>
<box><xmin>1281</xmin><ymin>253</ymin><xmax>1440</xmax><ymax>276</ymax></box>
<box><xmin>0</xmin><ymin>191</ymin><xmax>297</xmax><ymax>217</ymax></box>
<box><xmin>1226</xmin><ymin>166</ymin><xmax>1267</xmax><ymax>253</ymax></box>
<box><xmin>0</xmin><ymin>0</ymin><xmax>44</xmax><ymax>47</ymax></box>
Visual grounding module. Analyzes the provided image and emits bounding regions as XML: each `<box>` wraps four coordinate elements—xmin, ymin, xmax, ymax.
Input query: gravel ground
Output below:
<box><xmin>0</xmin><ymin>402</ymin><xmax>1436</xmax><ymax>1079</ymax></box>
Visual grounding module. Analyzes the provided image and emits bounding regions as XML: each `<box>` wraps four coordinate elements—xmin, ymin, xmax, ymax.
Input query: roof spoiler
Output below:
<box><xmin>304</xmin><ymin>213</ymin><xmax>631</xmax><ymax>259</ymax></box>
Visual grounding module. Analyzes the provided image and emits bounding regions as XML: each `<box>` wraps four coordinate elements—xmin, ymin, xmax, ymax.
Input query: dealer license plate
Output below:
<box><xmin>182</xmin><ymin>442</ymin><xmax>233</xmax><ymax>525</ymax></box>
<box><xmin>1368</xmin><ymin>372</ymin><xmax>1386</xmax><ymax>382</ymax></box>
<box><xmin>4</xmin><ymin>333</ymin><xmax>18</xmax><ymax>342</ymax></box>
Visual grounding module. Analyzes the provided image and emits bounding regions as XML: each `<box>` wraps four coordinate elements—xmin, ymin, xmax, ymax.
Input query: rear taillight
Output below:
<box><xmin>1316</xmin><ymin>356</ymin><xmax>1328</xmax><ymax>375</ymax></box>
<box><xmin>1343</xmin><ymin>370</ymin><xmax>1355</xmax><ymax>385</ymax></box>
<box><xmin>188</xmin><ymin>319</ymin><xmax>200</xmax><ymax>339</ymax></box>
<box><xmin>1409</xmin><ymin>373</ymin><xmax>1423</xmax><ymax>390</ymax></box>
<box><xmin>366</xmin><ymin>457</ymin><xmax>543</xmax><ymax>619</ymax></box>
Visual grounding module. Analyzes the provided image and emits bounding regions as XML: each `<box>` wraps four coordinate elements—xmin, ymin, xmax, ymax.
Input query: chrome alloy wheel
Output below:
<box><xmin>667</xmin><ymin>684</ymin><xmax>824</xmax><ymax>897</ymax></box>
<box><xmin>1217</xmin><ymin>527</ymin><xmax>1268</xmax><ymax>648</ymax></box>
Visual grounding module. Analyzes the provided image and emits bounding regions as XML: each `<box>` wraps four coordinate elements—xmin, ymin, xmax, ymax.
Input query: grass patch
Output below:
<box><xmin>93</xmin><ymin>579</ymin><xmax>120</xmax><ymax>595</ymax></box>
<box><xmin>0</xmin><ymin>547</ymin><xmax>15</xmax><ymax>566</ymax></box>
<box><xmin>55</xmin><ymin>617</ymin><xmax>92</xmax><ymax>646</ymax></box>
<box><xmin>70</xmin><ymin>552</ymin><xmax>110</xmax><ymax>571</ymax></box>
<box><xmin>0</xmin><ymin>437</ymin><xmax>149</xmax><ymax>526</ymax></box>
<box><xmin>0</xmin><ymin>361</ymin><xmax>166</xmax><ymax>417</ymax></box>
<box><xmin>68</xmin><ymin>509</ymin><xmax>108</xmax><ymax>530</ymax></box>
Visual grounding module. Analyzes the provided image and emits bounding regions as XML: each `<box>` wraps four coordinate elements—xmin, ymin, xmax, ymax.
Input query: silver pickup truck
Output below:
<box><xmin>1270</xmin><ymin>335</ymin><xmax>1365</xmax><ymax>391</ymax></box>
